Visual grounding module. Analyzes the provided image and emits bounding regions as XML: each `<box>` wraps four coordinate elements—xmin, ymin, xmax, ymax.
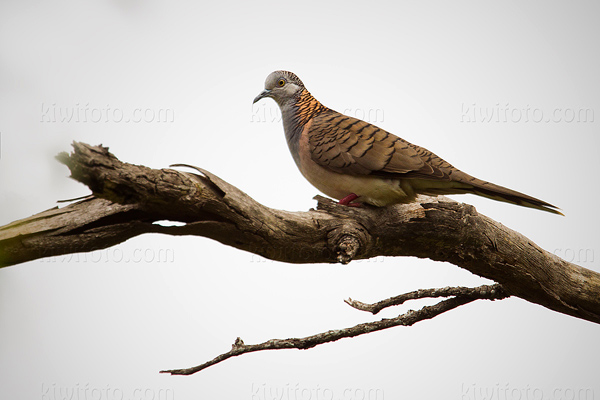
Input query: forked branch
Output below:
<box><xmin>161</xmin><ymin>284</ymin><xmax>509</xmax><ymax>375</ymax></box>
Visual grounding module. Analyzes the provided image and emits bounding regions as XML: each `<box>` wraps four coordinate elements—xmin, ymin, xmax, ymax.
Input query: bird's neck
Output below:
<box><xmin>280</xmin><ymin>89</ymin><xmax>327</xmax><ymax>167</ymax></box>
<box><xmin>280</xmin><ymin>89</ymin><xmax>326</xmax><ymax>163</ymax></box>
<box><xmin>292</xmin><ymin>89</ymin><xmax>326</xmax><ymax>126</ymax></box>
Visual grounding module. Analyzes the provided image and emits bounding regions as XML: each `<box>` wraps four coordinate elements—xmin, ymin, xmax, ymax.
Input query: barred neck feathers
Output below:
<box><xmin>281</xmin><ymin>89</ymin><xmax>326</xmax><ymax>166</ymax></box>
<box><xmin>294</xmin><ymin>89</ymin><xmax>326</xmax><ymax>126</ymax></box>
<box><xmin>283</xmin><ymin>89</ymin><xmax>326</xmax><ymax>138</ymax></box>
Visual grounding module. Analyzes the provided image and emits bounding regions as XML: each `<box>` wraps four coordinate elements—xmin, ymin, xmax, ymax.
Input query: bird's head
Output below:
<box><xmin>253</xmin><ymin>70</ymin><xmax>305</xmax><ymax>106</ymax></box>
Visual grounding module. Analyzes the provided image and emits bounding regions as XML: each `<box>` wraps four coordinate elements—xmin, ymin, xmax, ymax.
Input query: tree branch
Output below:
<box><xmin>1</xmin><ymin>142</ymin><xmax>599</xmax><ymax>325</ymax></box>
<box><xmin>160</xmin><ymin>283</ymin><xmax>509</xmax><ymax>375</ymax></box>
<box><xmin>345</xmin><ymin>284</ymin><xmax>508</xmax><ymax>315</ymax></box>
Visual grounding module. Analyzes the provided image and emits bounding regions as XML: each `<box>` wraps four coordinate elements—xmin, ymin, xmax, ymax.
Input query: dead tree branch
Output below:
<box><xmin>0</xmin><ymin>142</ymin><xmax>599</xmax><ymax>326</ymax></box>
<box><xmin>161</xmin><ymin>283</ymin><xmax>509</xmax><ymax>375</ymax></box>
<box><xmin>345</xmin><ymin>284</ymin><xmax>508</xmax><ymax>315</ymax></box>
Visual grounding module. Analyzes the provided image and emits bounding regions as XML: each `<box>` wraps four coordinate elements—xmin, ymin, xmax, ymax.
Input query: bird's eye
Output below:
<box><xmin>278</xmin><ymin>79</ymin><xmax>285</xmax><ymax>87</ymax></box>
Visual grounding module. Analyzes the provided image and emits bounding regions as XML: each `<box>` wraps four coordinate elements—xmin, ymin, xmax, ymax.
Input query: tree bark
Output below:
<box><xmin>1</xmin><ymin>142</ymin><xmax>598</xmax><ymax>324</ymax></box>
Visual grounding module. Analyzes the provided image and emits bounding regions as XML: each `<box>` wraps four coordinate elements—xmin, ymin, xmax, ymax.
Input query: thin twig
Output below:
<box><xmin>345</xmin><ymin>283</ymin><xmax>508</xmax><ymax>314</ymax></box>
<box><xmin>160</xmin><ymin>290</ymin><xmax>505</xmax><ymax>376</ymax></box>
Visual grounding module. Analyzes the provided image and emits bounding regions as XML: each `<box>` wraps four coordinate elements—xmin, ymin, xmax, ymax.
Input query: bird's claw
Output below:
<box><xmin>338</xmin><ymin>193</ymin><xmax>362</xmax><ymax>207</ymax></box>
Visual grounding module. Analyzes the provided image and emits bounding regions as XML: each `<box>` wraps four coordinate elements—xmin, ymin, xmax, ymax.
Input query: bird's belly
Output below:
<box><xmin>297</xmin><ymin>156</ymin><xmax>414</xmax><ymax>206</ymax></box>
<box><xmin>292</xmin><ymin>119</ymin><xmax>415</xmax><ymax>206</ymax></box>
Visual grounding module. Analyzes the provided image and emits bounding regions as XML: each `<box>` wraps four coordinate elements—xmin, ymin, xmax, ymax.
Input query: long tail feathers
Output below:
<box><xmin>468</xmin><ymin>180</ymin><xmax>563</xmax><ymax>215</ymax></box>
<box><xmin>418</xmin><ymin>176</ymin><xmax>563</xmax><ymax>215</ymax></box>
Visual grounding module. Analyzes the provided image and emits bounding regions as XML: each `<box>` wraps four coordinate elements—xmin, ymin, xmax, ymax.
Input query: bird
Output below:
<box><xmin>253</xmin><ymin>70</ymin><xmax>562</xmax><ymax>215</ymax></box>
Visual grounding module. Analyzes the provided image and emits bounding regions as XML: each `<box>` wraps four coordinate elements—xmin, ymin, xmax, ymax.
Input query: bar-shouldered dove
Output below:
<box><xmin>253</xmin><ymin>70</ymin><xmax>562</xmax><ymax>215</ymax></box>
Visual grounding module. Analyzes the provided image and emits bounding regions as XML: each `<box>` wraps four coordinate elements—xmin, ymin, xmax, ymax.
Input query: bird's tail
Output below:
<box><xmin>468</xmin><ymin>179</ymin><xmax>562</xmax><ymax>215</ymax></box>
<box><xmin>418</xmin><ymin>173</ymin><xmax>563</xmax><ymax>215</ymax></box>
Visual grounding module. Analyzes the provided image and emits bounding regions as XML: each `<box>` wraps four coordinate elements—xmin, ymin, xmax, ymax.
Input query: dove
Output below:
<box><xmin>253</xmin><ymin>70</ymin><xmax>561</xmax><ymax>215</ymax></box>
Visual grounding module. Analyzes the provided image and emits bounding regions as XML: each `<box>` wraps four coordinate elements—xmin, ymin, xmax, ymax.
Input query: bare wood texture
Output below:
<box><xmin>0</xmin><ymin>142</ymin><xmax>599</xmax><ymax>325</ymax></box>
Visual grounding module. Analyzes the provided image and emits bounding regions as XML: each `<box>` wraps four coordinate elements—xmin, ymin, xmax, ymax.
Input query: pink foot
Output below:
<box><xmin>338</xmin><ymin>193</ymin><xmax>362</xmax><ymax>207</ymax></box>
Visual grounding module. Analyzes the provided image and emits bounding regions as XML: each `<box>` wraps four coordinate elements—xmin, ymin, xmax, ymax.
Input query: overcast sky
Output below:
<box><xmin>1</xmin><ymin>1</ymin><xmax>599</xmax><ymax>399</ymax></box>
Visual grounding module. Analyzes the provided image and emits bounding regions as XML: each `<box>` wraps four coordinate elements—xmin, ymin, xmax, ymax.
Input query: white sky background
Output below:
<box><xmin>1</xmin><ymin>1</ymin><xmax>599</xmax><ymax>399</ymax></box>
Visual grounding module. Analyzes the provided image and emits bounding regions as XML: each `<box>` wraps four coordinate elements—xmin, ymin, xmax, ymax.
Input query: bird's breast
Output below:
<box><xmin>295</xmin><ymin>121</ymin><xmax>416</xmax><ymax>206</ymax></box>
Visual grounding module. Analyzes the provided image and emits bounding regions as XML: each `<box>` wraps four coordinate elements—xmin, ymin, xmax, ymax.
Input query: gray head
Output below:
<box><xmin>253</xmin><ymin>71</ymin><xmax>305</xmax><ymax>106</ymax></box>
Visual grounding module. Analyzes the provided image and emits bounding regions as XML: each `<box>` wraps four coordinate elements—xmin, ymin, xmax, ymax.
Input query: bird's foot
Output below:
<box><xmin>338</xmin><ymin>193</ymin><xmax>362</xmax><ymax>207</ymax></box>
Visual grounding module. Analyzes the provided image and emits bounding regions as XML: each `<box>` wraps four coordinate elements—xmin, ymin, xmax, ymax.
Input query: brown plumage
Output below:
<box><xmin>253</xmin><ymin>70</ymin><xmax>562</xmax><ymax>215</ymax></box>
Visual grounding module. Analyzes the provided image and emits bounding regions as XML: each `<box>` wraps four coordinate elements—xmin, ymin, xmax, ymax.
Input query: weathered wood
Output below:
<box><xmin>1</xmin><ymin>142</ymin><xmax>598</xmax><ymax>324</ymax></box>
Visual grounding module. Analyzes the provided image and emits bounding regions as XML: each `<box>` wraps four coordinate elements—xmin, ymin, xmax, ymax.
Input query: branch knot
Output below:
<box><xmin>336</xmin><ymin>234</ymin><xmax>360</xmax><ymax>264</ymax></box>
<box><xmin>326</xmin><ymin>220</ymin><xmax>369</xmax><ymax>264</ymax></box>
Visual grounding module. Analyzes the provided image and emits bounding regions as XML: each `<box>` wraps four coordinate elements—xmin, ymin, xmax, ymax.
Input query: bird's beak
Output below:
<box><xmin>253</xmin><ymin>89</ymin><xmax>271</xmax><ymax>104</ymax></box>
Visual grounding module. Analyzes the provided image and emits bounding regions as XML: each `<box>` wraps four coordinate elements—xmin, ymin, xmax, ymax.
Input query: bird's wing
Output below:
<box><xmin>308</xmin><ymin>110</ymin><xmax>455</xmax><ymax>180</ymax></box>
